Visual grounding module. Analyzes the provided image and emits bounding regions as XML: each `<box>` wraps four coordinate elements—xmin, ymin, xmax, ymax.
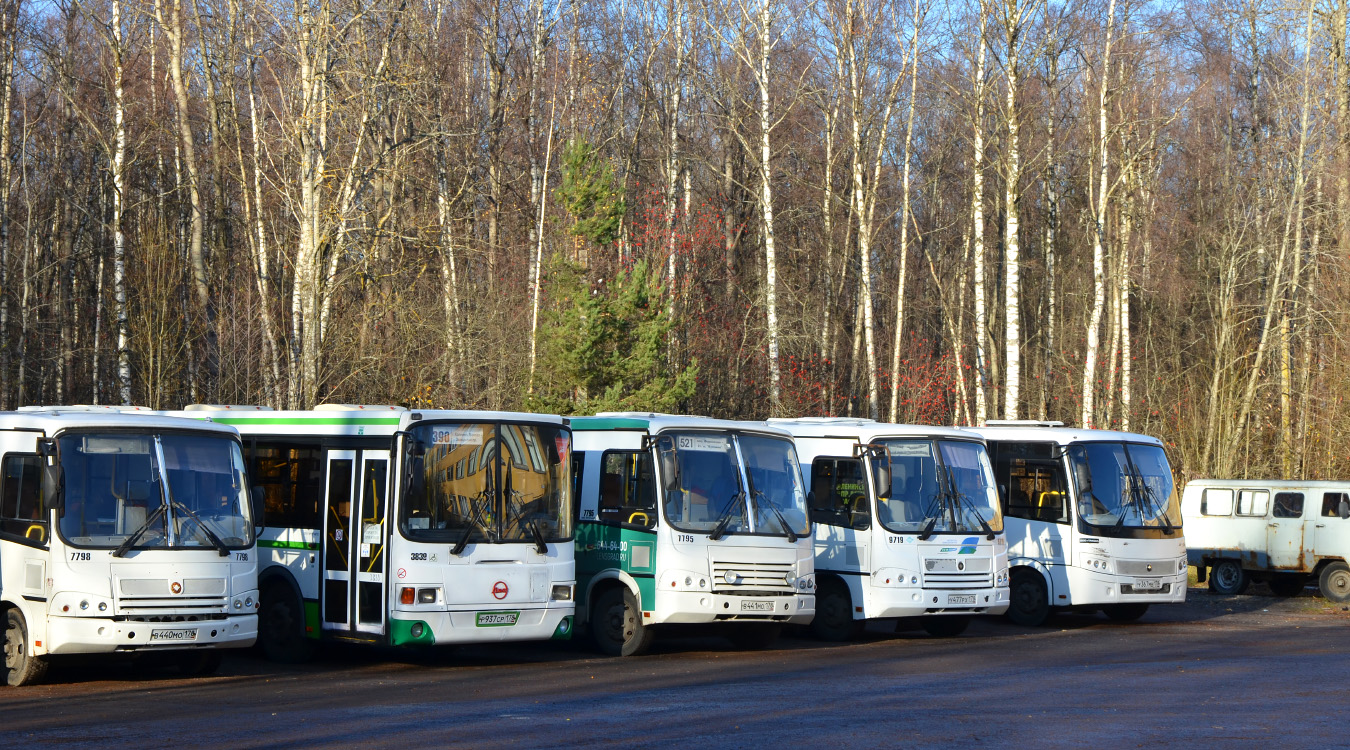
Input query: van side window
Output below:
<box><xmin>1236</xmin><ymin>490</ymin><xmax>1269</xmax><ymax>517</ymax></box>
<box><xmin>1201</xmin><ymin>488</ymin><xmax>1234</xmax><ymax>516</ymax></box>
<box><xmin>598</xmin><ymin>451</ymin><xmax>656</xmax><ymax>529</ymax></box>
<box><xmin>1271</xmin><ymin>493</ymin><xmax>1304</xmax><ymax>518</ymax></box>
<box><xmin>1323</xmin><ymin>492</ymin><xmax>1350</xmax><ymax>518</ymax></box>
<box><xmin>809</xmin><ymin>457</ymin><xmax>869</xmax><ymax>529</ymax></box>
<box><xmin>1</xmin><ymin>454</ymin><xmax>47</xmax><ymax>545</ymax></box>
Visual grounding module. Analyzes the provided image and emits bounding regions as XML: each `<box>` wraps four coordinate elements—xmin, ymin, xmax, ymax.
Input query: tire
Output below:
<box><xmin>920</xmin><ymin>615</ymin><xmax>971</xmax><ymax>637</ymax></box>
<box><xmin>260</xmin><ymin>584</ymin><xmax>316</xmax><ymax>663</ymax></box>
<box><xmin>809</xmin><ymin>579</ymin><xmax>863</xmax><ymax>642</ymax></box>
<box><xmin>726</xmin><ymin>623</ymin><xmax>782</xmax><ymax>650</ymax></box>
<box><xmin>1006</xmin><ymin>569</ymin><xmax>1051</xmax><ymax>627</ymax></box>
<box><xmin>1208</xmin><ymin>559</ymin><xmax>1249</xmax><ymax>595</ymax></box>
<box><xmin>1267</xmin><ymin>574</ymin><xmax>1307</xmax><ymax>598</ymax></box>
<box><xmin>177</xmin><ymin>650</ymin><xmax>224</xmax><ymax>677</ymax></box>
<box><xmin>4</xmin><ymin>609</ymin><xmax>48</xmax><ymax>687</ymax></box>
<box><xmin>1318</xmin><ymin>561</ymin><xmax>1350</xmax><ymax>603</ymax></box>
<box><xmin>591</xmin><ymin>586</ymin><xmax>654</xmax><ymax>657</ymax></box>
<box><xmin>1101</xmin><ymin>603</ymin><xmax>1150</xmax><ymax>622</ymax></box>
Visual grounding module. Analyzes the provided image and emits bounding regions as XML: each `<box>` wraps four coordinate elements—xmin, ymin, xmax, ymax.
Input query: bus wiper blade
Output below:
<box><xmin>525</xmin><ymin>519</ymin><xmax>547</xmax><ymax>554</ymax></box>
<box><xmin>708</xmin><ymin>492</ymin><xmax>744</xmax><ymax>541</ymax></box>
<box><xmin>172</xmin><ymin>500</ymin><xmax>231</xmax><ymax>557</ymax></box>
<box><xmin>450</xmin><ymin>523</ymin><xmax>474</xmax><ymax>557</ymax></box>
<box><xmin>917</xmin><ymin>516</ymin><xmax>939</xmax><ymax>541</ymax></box>
<box><xmin>756</xmin><ymin>492</ymin><xmax>797</xmax><ymax>543</ymax></box>
<box><xmin>941</xmin><ymin>467</ymin><xmax>995</xmax><ymax>540</ymax></box>
<box><xmin>113</xmin><ymin>504</ymin><xmax>167</xmax><ymax>558</ymax></box>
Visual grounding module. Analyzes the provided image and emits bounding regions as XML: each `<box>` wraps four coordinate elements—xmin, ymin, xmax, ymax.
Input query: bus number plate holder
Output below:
<box><xmin>948</xmin><ymin>595</ymin><xmax>976</xmax><ymax>606</ymax></box>
<box><xmin>1133</xmin><ymin>578</ymin><xmax>1162</xmax><ymax>591</ymax></box>
<box><xmin>740</xmin><ymin>600</ymin><xmax>775</xmax><ymax>612</ymax></box>
<box><xmin>476</xmin><ymin>611</ymin><xmax>520</xmax><ymax>627</ymax></box>
<box><xmin>150</xmin><ymin>628</ymin><xmax>199</xmax><ymax>642</ymax></box>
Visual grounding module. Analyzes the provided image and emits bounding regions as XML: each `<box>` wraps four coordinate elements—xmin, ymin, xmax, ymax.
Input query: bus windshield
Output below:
<box><xmin>873</xmin><ymin>439</ymin><xmax>1003</xmax><ymax>535</ymax></box>
<box><xmin>400</xmin><ymin>422</ymin><xmax>573</xmax><ymax>545</ymax></box>
<box><xmin>1068</xmin><ymin>442</ymin><xmax>1179</xmax><ymax>532</ymax></box>
<box><xmin>58</xmin><ymin>431</ymin><xmax>254</xmax><ymax>550</ymax></box>
<box><xmin>658</xmin><ymin>431</ymin><xmax>809</xmax><ymax>539</ymax></box>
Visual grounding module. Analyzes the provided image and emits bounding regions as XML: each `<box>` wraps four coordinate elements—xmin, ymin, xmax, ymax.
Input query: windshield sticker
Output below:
<box><xmin>676</xmin><ymin>435</ymin><xmax>729</xmax><ymax>452</ymax></box>
<box><xmin>429</xmin><ymin>425</ymin><xmax>482</xmax><ymax>446</ymax></box>
<box><xmin>887</xmin><ymin>443</ymin><xmax>932</xmax><ymax>457</ymax></box>
<box><xmin>554</xmin><ymin>434</ymin><xmax>570</xmax><ymax>464</ymax></box>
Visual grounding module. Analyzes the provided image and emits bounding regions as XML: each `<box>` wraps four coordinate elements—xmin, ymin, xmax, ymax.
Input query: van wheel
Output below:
<box><xmin>592</xmin><ymin>587</ymin><xmax>654</xmax><ymax>657</ymax></box>
<box><xmin>4</xmin><ymin>610</ymin><xmax>48</xmax><ymax>687</ymax></box>
<box><xmin>726</xmin><ymin>623</ymin><xmax>782</xmax><ymax>650</ymax></box>
<box><xmin>1319</xmin><ymin>562</ymin><xmax>1350</xmax><ymax>603</ymax></box>
<box><xmin>921</xmin><ymin>616</ymin><xmax>970</xmax><ymax>637</ymax></box>
<box><xmin>810</xmin><ymin>579</ymin><xmax>862</xmax><ymax>642</ymax></box>
<box><xmin>1007</xmin><ymin>569</ymin><xmax>1050</xmax><ymax>627</ymax></box>
<box><xmin>1101</xmin><ymin>603</ymin><xmax>1149</xmax><ymax>621</ymax></box>
<box><xmin>260</xmin><ymin>584</ymin><xmax>315</xmax><ymax>663</ymax></box>
<box><xmin>1267</xmin><ymin>574</ymin><xmax>1307</xmax><ymax>598</ymax></box>
<box><xmin>1208</xmin><ymin>560</ymin><xmax>1249</xmax><ymax>595</ymax></box>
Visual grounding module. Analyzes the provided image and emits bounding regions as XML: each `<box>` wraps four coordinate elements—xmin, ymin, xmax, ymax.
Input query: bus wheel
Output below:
<box><xmin>177</xmin><ymin>650</ymin><xmax>223</xmax><ymax>677</ymax></box>
<box><xmin>1319</xmin><ymin>562</ymin><xmax>1350</xmax><ymax>603</ymax></box>
<box><xmin>1267</xmin><ymin>574</ymin><xmax>1307</xmax><ymax>598</ymax></box>
<box><xmin>810</xmin><ymin>579</ymin><xmax>862</xmax><ymax>642</ymax></box>
<box><xmin>726</xmin><ymin>623</ymin><xmax>782</xmax><ymax>650</ymax></box>
<box><xmin>260</xmin><ymin>584</ymin><xmax>316</xmax><ymax>663</ymax></box>
<box><xmin>920</xmin><ymin>616</ymin><xmax>970</xmax><ymax>637</ymax></box>
<box><xmin>1208</xmin><ymin>560</ymin><xmax>1249</xmax><ymax>595</ymax></box>
<box><xmin>1101</xmin><ymin>603</ymin><xmax>1149</xmax><ymax>621</ymax></box>
<box><xmin>1007</xmin><ymin>569</ymin><xmax>1050</xmax><ymax>627</ymax></box>
<box><xmin>4</xmin><ymin>610</ymin><xmax>48</xmax><ymax>687</ymax></box>
<box><xmin>592</xmin><ymin>587</ymin><xmax>653</xmax><ymax>657</ymax></box>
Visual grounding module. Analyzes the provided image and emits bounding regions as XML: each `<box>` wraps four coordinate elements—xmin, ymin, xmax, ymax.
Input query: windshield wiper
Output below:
<box><xmin>940</xmin><ymin>466</ymin><xmax>995</xmax><ymax>540</ymax></box>
<box><xmin>113</xmin><ymin>504</ymin><xmax>167</xmax><ymax>558</ymax></box>
<box><xmin>917</xmin><ymin>515</ymin><xmax>939</xmax><ymax>541</ymax></box>
<box><xmin>752</xmin><ymin>490</ymin><xmax>798</xmax><ymax>543</ymax></box>
<box><xmin>1127</xmin><ymin>464</ymin><xmax>1176</xmax><ymax>533</ymax></box>
<box><xmin>708</xmin><ymin>492</ymin><xmax>745</xmax><ymax>541</ymax></box>
<box><xmin>505</xmin><ymin>493</ymin><xmax>548</xmax><ymax>554</ymax></box>
<box><xmin>451</xmin><ymin>491</ymin><xmax>494</xmax><ymax>556</ymax></box>
<box><xmin>171</xmin><ymin>500</ymin><xmax>231</xmax><ymax>557</ymax></box>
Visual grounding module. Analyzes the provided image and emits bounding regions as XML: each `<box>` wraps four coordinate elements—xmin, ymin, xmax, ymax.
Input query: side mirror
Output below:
<box><xmin>41</xmin><ymin>459</ymin><xmax>64</xmax><ymax>512</ymax></box>
<box><xmin>659</xmin><ymin>450</ymin><xmax>679</xmax><ymax>494</ymax></box>
<box><xmin>806</xmin><ymin>490</ymin><xmax>817</xmax><ymax>509</ymax></box>
<box><xmin>875</xmin><ymin>465</ymin><xmax>892</xmax><ymax>500</ymax></box>
<box><xmin>1340</xmin><ymin>498</ymin><xmax>1349</xmax><ymax>520</ymax></box>
<box><xmin>250</xmin><ymin>486</ymin><xmax>266</xmax><ymax>528</ymax></box>
<box><xmin>406</xmin><ymin>455</ymin><xmax>426</xmax><ymax>496</ymax></box>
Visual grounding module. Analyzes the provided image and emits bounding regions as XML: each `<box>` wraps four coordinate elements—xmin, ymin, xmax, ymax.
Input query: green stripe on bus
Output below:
<box><xmin>209</xmin><ymin>417</ymin><xmax>402</xmax><ymax>426</ymax></box>
<box><xmin>259</xmin><ymin>539</ymin><xmax>321</xmax><ymax>550</ymax></box>
<box><xmin>570</xmin><ymin>417</ymin><xmax>651</xmax><ymax>431</ymax></box>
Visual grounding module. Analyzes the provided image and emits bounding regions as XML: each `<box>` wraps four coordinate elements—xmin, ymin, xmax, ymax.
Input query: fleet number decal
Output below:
<box><xmin>410</xmin><ymin>552</ymin><xmax>428</xmax><ymax>561</ymax></box>
<box><xmin>676</xmin><ymin>534</ymin><xmax>695</xmax><ymax>543</ymax></box>
<box><xmin>70</xmin><ymin>552</ymin><xmax>90</xmax><ymax>561</ymax></box>
<box><xmin>235</xmin><ymin>552</ymin><xmax>249</xmax><ymax>561</ymax></box>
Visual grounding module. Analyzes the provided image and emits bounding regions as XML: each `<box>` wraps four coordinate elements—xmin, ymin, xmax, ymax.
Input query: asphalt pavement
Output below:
<box><xmin>3</xmin><ymin>585</ymin><xmax>1347</xmax><ymax>749</ymax></box>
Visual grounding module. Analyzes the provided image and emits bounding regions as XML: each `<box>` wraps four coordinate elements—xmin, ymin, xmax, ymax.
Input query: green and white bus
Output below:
<box><xmin>769</xmin><ymin>418</ymin><xmax>1009</xmax><ymax>640</ymax></box>
<box><xmin>571</xmin><ymin>414</ymin><xmax>815</xmax><ymax>656</ymax></box>
<box><xmin>3</xmin><ymin>407</ymin><xmax>258</xmax><ymax>685</ymax></box>
<box><xmin>169</xmin><ymin>405</ymin><xmax>575</xmax><ymax>660</ymax></box>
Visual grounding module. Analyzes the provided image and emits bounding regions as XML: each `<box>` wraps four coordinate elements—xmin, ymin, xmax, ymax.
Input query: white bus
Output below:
<box><xmin>966</xmin><ymin>421</ymin><xmax>1187</xmax><ymax>626</ymax></box>
<box><xmin>1181</xmin><ymin>479</ymin><xmax>1350</xmax><ymax>601</ymax></box>
<box><xmin>769</xmin><ymin>418</ymin><xmax>1009</xmax><ymax>640</ymax></box>
<box><xmin>169</xmin><ymin>405</ymin><xmax>575</xmax><ymax>660</ymax></box>
<box><xmin>571</xmin><ymin>414</ymin><xmax>815</xmax><ymax>656</ymax></box>
<box><xmin>2</xmin><ymin>407</ymin><xmax>259</xmax><ymax>686</ymax></box>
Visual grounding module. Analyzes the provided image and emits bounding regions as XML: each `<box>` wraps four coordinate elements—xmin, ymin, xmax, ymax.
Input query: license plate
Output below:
<box><xmin>475</xmin><ymin>611</ymin><xmax>520</xmax><ymax>627</ymax></box>
<box><xmin>948</xmin><ymin>594</ymin><xmax>977</xmax><ymax>606</ymax></box>
<box><xmin>740</xmin><ymin>600</ymin><xmax>775</xmax><ymax>612</ymax></box>
<box><xmin>1133</xmin><ymin>578</ymin><xmax>1162</xmax><ymax>591</ymax></box>
<box><xmin>149</xmin><ymin>628</ymin><xmax>198</xmax><ymax>642</ymax></box>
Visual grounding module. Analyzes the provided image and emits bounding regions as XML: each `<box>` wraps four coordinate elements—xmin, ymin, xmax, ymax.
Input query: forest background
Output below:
<box><xmin>0</xmin><ymin>0</ymin><xmax>1346</xmax><ymax>481</ymax></box>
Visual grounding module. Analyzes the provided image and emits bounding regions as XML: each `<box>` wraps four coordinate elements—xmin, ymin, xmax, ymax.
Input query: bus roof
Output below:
<box><xmin>767</xmin><ymin>418</ymin><xmax>981</xmax><ymax>443</ymax></box>
<box><xmin>164</xmin><ymin>407</ymin><xmax>567</xmax><ymax>437</ymax></box>
<box><xmin>964</xmin><ymin>424</ymin><xmax>1164</xmax><ymax>447</ymax></box>
<box><xmin>0</xmin><ymin>408</ymin><xmax>240</xmax><ymax>436</ymax></box>
<box><xmin>572</xmin><ymin>413</ymin><xmax>793</xmax><ymax>438</ymax></box>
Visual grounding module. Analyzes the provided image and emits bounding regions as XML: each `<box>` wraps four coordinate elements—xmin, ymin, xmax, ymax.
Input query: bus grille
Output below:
<box><xmin>922</xmin><ymin>557</ymin><xmax>993</xmax><ymax>589</ymax></box>
<box><xmin>710</xmin><ymin>561</ymin><xmax>794</xmax><ymax>594</ymax></box>
<box><xmin>1116</xmin><ymin>560</ymin><xmax>1176</xmax><ymax>576</ymax></box>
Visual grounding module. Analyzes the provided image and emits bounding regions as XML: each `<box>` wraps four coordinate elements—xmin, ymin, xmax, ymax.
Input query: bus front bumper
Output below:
<box><xmin>390</xmin><ymin>605</ymin><xmax>575</xmax><ymax>646</ymax></box>
<box><xmin>45</xmin><ymin>614</ymin><xmax>257</xmax><ymax>655</ymax></box>
<box><xmin>654</xmin><ymin>591</ymin><xmax>814</xmax><ymax>625</ymax></box>
<box><xmin>1064</xmin><ymin>567</ymin><xmax>1188</xmax><ymax>606</ymax></box>
<box><xmin>869</xmin><ymin>585</ymin><xmax>1010</xmax><ymax>619</ymax></box>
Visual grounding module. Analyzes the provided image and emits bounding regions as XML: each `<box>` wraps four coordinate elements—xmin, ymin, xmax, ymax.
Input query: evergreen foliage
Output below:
<box><xmin>556</xmin><ymin>139</ymin><xmax>625</xmax><ymax>247</ymax></box>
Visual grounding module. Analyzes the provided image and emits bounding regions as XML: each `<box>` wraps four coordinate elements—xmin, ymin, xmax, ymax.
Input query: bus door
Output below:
<box><xmin>354</xmin><ymin>451</ymin><xmax>390</xmax><ymax>635</ymax></box>
<box><xmin>321</xmin><ymin>449</ymin><xmax>390</xmax><ymax>636</ymax></box>
<box><xmin>322</xmin><ymin>451</ymin><xmax>357</xmax><ymax>631</ymax></box>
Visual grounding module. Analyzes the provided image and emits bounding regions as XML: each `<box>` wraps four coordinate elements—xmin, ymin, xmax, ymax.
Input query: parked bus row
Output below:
<box><xmin>1</xmin><ymin>406</ymin><xmax>1192</xmax><ymax>686</ymax></box>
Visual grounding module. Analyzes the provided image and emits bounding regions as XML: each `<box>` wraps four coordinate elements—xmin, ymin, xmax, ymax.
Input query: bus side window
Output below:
<box><xmin>252</xmin><ymin>442</ymin><xmax>324</xmax><ymax>530</ymax></box>
<box><xmin>992</xmin><ymin>442</ymin><xmax>1068</xmax><ymax>525</ymax></box>
<box><xmin>809</xmin><ymin>457</ymin><xmax>868</xmax><ymax>529</ymax></box>
<box><xmin>599</xmin><ymin>451</ymin><xmax>656</xmax><ymax>529</ymax></box>
<box><xmin>1</xmin><ymin>454</ymin><xmax>47</xmax><ymax>546</ymax></box>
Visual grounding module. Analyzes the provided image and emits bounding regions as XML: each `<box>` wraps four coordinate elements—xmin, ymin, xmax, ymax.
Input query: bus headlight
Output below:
<box><xmin>550</xmin><ymin>585</ymin><xmax>572</xmax><ymax>601</ymax></box>
<box><xmin>1178</xmin><ymin>557</ymin><xmax>1188</xmax><ymax>574</ymax></box>
<box><xmin>417</xmin><ymin>588</ymin><xmax>439</xmax><ymax>604</ymax></box>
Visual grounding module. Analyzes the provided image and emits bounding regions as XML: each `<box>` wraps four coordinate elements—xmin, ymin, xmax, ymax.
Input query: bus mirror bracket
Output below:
<box><xmin>40</xmin><ymin>451</ymin><xmax>64</xmax><ymax>512</ymax></box>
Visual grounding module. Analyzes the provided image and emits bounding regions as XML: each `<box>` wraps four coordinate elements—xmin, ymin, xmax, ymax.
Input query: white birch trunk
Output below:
<box><xmin>1081</xmin><ymin>0</ymin><xmax>1115</xmax><ymax>429</ymax></box>
<box><xmin>971</xmin><ymin>22</ymin><xmax>989</xmax><ymax>426</ymax></box>
<box><xmin>888</xmin><ymin>0</ymin><xmax>922</xmax><ymax>423</ymax></box>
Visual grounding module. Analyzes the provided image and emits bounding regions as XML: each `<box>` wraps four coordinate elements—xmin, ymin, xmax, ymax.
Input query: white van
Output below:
<box><xmin>1181</xmin><ymin>479</ymin><xmax>1350</xmax><ymax>602</ymax></box>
